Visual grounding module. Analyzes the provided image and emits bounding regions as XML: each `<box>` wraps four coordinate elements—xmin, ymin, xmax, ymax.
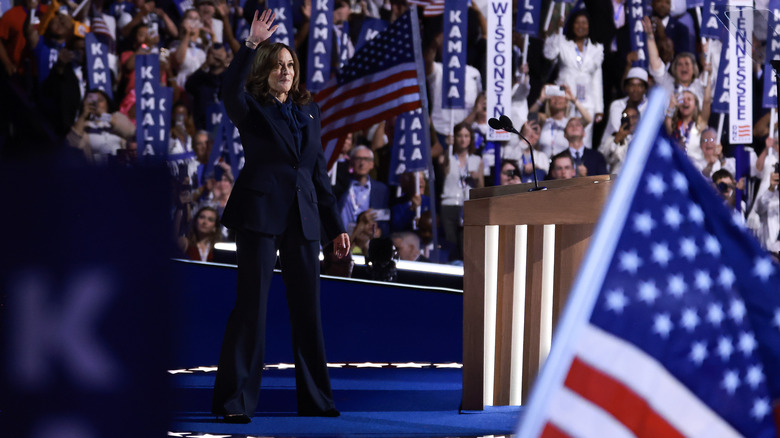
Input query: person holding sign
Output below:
<box><xmin>211</xmin><ymin>9</ymin><xmax>349</xmax><ymax>423</ymax></box>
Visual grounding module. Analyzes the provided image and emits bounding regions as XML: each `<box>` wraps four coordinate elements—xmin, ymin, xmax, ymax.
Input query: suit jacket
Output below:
<box><xmin>220</xmin><ymin>45</ymin><xmax>344</xmax><ymax>242</ymax></box>
<box><xmin>337</xmin><ymin>177</ymin><xmax>390</xmax><ymax>235</ymax></box>
<box><xmin>573</xmin><ymin>147</ymin><xmax>609</xmax><ymax>177</ymax></box>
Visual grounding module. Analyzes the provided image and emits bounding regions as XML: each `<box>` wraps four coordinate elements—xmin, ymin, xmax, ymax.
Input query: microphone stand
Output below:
<box><xmin>489</xmin><ymin>116</ymin><xmax>547</xmax><ymax>192</ymax></box>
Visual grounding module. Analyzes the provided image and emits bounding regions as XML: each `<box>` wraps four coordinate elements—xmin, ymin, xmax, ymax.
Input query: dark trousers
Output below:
<box><xmin>211</xmin><ymin>212</ymin><xmax>335</xmax><ymax>416</ymax></box>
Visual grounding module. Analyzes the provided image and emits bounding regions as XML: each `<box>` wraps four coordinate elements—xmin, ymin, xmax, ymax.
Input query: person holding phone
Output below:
<box><xmin>599</xmin><ymin>104</ymin><xmax>639</xmax><ymax>174</ymax></box>
<box><xmin>68</xmin><ymin>89</ymin><xmax>136</xmax><ymax>164</ymax></box>
<box><xmin>211</xmin><ymin>9</ymin><xmax>349</xmax><ymax>423</ymax></box>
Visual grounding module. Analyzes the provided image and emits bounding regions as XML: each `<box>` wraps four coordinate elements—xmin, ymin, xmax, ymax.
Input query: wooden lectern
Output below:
<box><xmin>461</xmin><ymin>175</ymin><xmax>613</xmax><ymax>410</ymax></box>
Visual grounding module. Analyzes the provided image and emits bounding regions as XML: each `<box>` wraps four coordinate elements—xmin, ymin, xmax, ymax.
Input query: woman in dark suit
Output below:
<box><xmin>211</xmin><ymin>9</ymin><xmax>350</xmax><ymax>423</ymax></box>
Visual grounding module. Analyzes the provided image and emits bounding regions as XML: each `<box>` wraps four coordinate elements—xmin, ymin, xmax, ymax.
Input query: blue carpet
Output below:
<box><xmin>169</xmin><ymin>367</ymin><xmax>522</xmax><ymax>437</ymax></box>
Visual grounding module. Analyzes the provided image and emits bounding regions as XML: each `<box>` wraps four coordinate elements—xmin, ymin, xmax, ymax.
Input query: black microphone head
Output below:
<box><xmin>499</xmin><ymin>115</ymin><xmax>514</xmax><ymax>130</ymax></box>
<box><xmin>488</xmin><ymin>117</ymin><xmax>503</xmax><ymax>130</ymax></box>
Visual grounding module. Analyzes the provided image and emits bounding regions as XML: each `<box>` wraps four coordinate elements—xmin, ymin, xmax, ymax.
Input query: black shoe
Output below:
<box><xmin>299</xmin><ymin>408</ymin><xmax>340</xmax><ymax>417</ymax></box>
<box><xmin>219</xmin><ymin>413</ymin><xmax>251</xmax><ymax>423</ymax></box>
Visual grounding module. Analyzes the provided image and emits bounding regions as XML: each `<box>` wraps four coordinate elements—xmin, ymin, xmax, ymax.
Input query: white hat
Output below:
<box><xmin>624</xmin><ymin>67</ymin><xmax>649</xmax><ymax>86</ymax></box>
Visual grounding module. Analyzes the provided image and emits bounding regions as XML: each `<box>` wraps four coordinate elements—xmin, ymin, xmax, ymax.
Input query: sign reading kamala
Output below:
<box><xmin>307</xmin><ymin>0</ymin><xmax>334</xmax><ymax>93</ymax></box>
<box><xmin>628</xmin><ymin>0</ymin><xmax>649</xmax><ymax>69</ymax></box>
<box><xmin>515</xmin><ymin>0</ymin><xmax>542</xmax><ymax>37</ymax></box>
<box><xmin>762</xmin><ymin>0</ymin><xmax>780</xmax><ymax>109</ymax></box>
<box><xmin>701</xmin><ymin>0</ymin><xmax>727</xmax><ymax>40</ymax></box>
<box><xmin>356</xmin><ymin>17</ymin><xmax>388</xmax><ymax>50</ymax></box>
<box><xmin>135</xmin><ymin>54</ymin><xmax>172</xmax><ymax>159</ymax></box>
<box><xmin>487</xmin><ymin>0</ymin><xmax>512</xmax><ymax>141</ymax></box>
<box><xmin>85</xmin><ymin>33</ymin><xmax>112</xmax><ymax>100</ymax></box>
<box><xmin>0</xmin><ymin>162</ymin><xmax>173</xmax><ymax>437</ymax></box>
<box><xmin>442</xmin><ymin>0</ymin><xmax>468</xmax><ymax>109</ymax></box>
<box><xmin>389</xmin><ymin>108</ymin><xmax>429</xmax><ymax>185</ymax></box>
<box><xmin>712</xmin><ymin>36</ymin><xmax>730</xmax><ymax>114</ymax></box>
<box><xmin>267</xmin><ymin>0</ymin><xmax>295</xmax><ymax>47</ymax></box>
<box><xmin>728</xmin><ymin>0</ymin><xmax>752</xmax><ymax>145</ymax></box>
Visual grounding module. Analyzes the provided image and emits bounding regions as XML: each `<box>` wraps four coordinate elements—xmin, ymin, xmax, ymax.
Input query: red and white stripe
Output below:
<box><xmin>408</xmin><ymin>0</ymin><xmax>445</xmax><ymax>16</ymax></box>
<box><xmin>540</xmin><ymin>324</ymin><xmax>741</xmax><ymax>438</ymax></box>
<box><xmin>317</xmin><ymin>62</ymin><xmax>422</xmax><ymax>169</ymax></box>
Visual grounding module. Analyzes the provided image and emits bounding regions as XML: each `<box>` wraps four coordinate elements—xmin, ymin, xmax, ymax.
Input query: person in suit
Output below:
<box><xmin>211</xmin><ymin>9</ymin><xmax>350</xmax><ymax>424</ymax></box>
<box><xmin>564</xmin><ymin>117</ymin><xmax>608</xmax><ymax>177</ymax></box>
<box><xmin>338</xmin><ymin>145</ymin><xmax>390</xmax><ymax>236</ymax></box>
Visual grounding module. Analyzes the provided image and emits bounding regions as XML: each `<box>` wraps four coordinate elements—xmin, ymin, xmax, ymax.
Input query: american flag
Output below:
<box><xmin>316</xmin><ymin>10</ymin><xmax>422</xmax><ymax>169</ymax></box>
<box><xmin>408</xmin><ymin>0</ymin><xmax>446</xmax><ymax>16</ymax></box>
<box><xmin>517</xmin><ymin>89</ymin><xmax>780</xmax><ymax>437</ymax></box>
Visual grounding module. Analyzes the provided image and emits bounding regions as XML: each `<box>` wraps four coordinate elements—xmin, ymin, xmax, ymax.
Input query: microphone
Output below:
<box><xmin>488</xmin><ymin>116</ymin><xmax>547</xmax><ymax>192</ymax></box>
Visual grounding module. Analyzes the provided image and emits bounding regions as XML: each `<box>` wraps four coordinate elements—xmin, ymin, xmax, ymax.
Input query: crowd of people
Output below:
<box><xmin>2</xmin><ymin>0</ymin><xmax>779</xmax><ymax>266</ymax></box>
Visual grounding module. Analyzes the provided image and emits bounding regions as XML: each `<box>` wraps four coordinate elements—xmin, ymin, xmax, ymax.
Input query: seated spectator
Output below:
<box><xmin>179</xmin><ymin>205</ymin><xmax>221</xmax><ymax>262</ymax></box>
<box><xmin>599</xmin><ymin>104</ymin><xmax>640</xmax><ymax>174</ymax></box>
<box><xmin>548</xmin><ymin>152</ymin><xmax>576</xmax><ymax>180</ymax></box>
<box><xmin>67</xmin><ymin>89</ymin><xmax>136</xmax><ymax>164</ymax></box>
<box><xmin>338</xmin><ymin>145</ymin><xmax>390</xmax><ymax>235</ymax></box>
<box><xmin>391</xmin><ymin>231</ymin><xmax>429</xmax><ymax>262</ymax></box>
<box><xmin>531</xmin><ymin>83</ymin><xmax>591</xmax><ymax>157</ymax></box>
<box><xmin>391</xmin><ymin>171</ymin><xmax>430</xmax><ymax>233</ymax></box>
<box><xmin>697</xmin><ymin>128</ymin><xmax>735</xmax><ymax>178</ymax></box>
<box><xmin>565</xmin><ymin>117</ymin><xmax>608</xmax><ymax>177</ymax></box>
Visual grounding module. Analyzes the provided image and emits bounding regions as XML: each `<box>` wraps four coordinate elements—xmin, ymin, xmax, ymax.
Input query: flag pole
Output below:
<box><xmin>515</xmin><ymin>87</ymin><xmax>670</xmax><ymax>437</ymax></box>
<box><xmin>410</xmin><ymin>5</ymin><xmax>440</xmax><ymax>262</ymax></box>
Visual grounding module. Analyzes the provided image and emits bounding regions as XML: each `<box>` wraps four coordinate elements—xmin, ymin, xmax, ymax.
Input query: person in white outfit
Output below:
<box><xmin>543</xmin><ymin>9</ymin><xmax>604</xmax><ymax>144</ymax></box>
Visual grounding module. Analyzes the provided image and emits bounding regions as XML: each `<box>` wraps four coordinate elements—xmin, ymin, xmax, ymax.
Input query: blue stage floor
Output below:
<box><xmin>169</xmin><ymin>366</ymin><xmax>522</xmax><ymax>437</ymax></box>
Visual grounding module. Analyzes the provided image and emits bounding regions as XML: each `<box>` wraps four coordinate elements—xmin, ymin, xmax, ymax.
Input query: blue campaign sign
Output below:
<box><xmin>172</xmin><ymin>0</ymin><xmax>195</xmax><ymax>15</ymax></box>
<box><xmin>85</xmin><ymin>33</ymin><xmax>113</xmax><ymax>100</ymax></box>
<box><xmin>687</xmin><ymin>0</ymin><xmax>704</xmax><ymax>8</ymax></box>
<box><xmin>0</xmin><ymin>0</ymin><xmax>11</xmax><ymax>15</ymax></box>
<box><xmin>627</xmin><ymin>0</ymin><xmax>649</xmax><ymax>69</ymax></box>
<box><xmin>337</xmin><ymin>20</ymin><xmax>350</xmax><ymax>71</ymax></box>
<box><xmin>227</xmin><ymin>121</ymin><xmax>244</xmax><ymax>179</ymax></box>
<box><xmin>515</xmin><ymin>0</ymin><xmax>542</xmax><ymax>36</ymax></box>
<box><xmin>356</xmin><ymin>17</ymin><xmax>388</xmax><ymax>50</ymax></box>
<box><xmin>306</xmin><ymin>0</ymin><xmax>333</xmax><ymax>92</ymax></box>
<box><xmin>135</xmin><ymin>55</ymin><xmax>171</xmax><ymax>159</ymax></box>
<box><xmin>388</xmin><ymin>108</ymin><xmax>429</xmax><ymax>186</ymax></box>
<box><xmin>700</xmin><ymin>0</ymin><xmax>727</xmax><ymax>40</ymax></box>
<box><xmin>267</xmin><ymin>0</ymin><xmax>295</xmax><ymax>48</ymax></box>
<box><xmin>0</xmin><ymin>161</ymin><xmax>173</xmax><ymax>437</ymax></box>
<box><xmin>443</xmin><ymin>1</ymin><xmax>468</xmax><ymax>109</ymax></box>
<box><xmin>203</xmin><ymin>102</ymin><xmax>228</xmax><ymax>182</ymax></box>
<box><xmin>712</xmin><ymin>36</ymin><xmax>729</xmax><ymax>114</ymax></box>
<box><xmin>762</xmin><ymin>64</ymin><xmax>776</xmax><ymax>109</ymax></box>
